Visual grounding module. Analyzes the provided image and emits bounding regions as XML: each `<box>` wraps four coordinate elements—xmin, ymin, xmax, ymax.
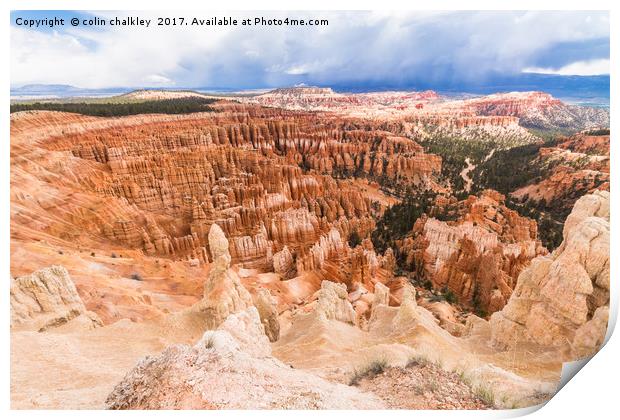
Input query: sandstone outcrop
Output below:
<box><xmin>272</xmin><ymin>245</ymin><xmax>295</xmax><ymax>278</ymax></box>
<box><xmin>253</xmin><ymin>288</ymin><xmax>280</xmax><ymax>342</ymax></box>
<box><xmin>367</xmin><ymin>282</ymin><xmax>391</xmax><ymax>325</ymax></box>
<box><xmin>392</xmin><ymin>283</ymin><xmax>419</xmax><ymax>329</ymax></box>
<box><xmin>10</xmin><ymin>265</ymin><xmax>102</xmax><ymax>332</ymax></box>
<box><xmin>106</xmin><ymin>308</ymin><xmax>383</xmax><ymax>409</ymax></box>
<box><xmin>193</xmin><ymin>224</ymin><xmax>252</xmax><ymax>329</ymax></box>
<box><xmin>571</xmin><ymin>306</ymin><xmax>609</xmax><ymax>360</ymax></box>
<box><xmin>490</xmin><ymin>191</ymin><xmax>609</xmax><ymax>359</ymax></box>
<box><xmin>511</xmin><ymin>132</ymin><xmax>609</xmax><ymax>216</ymax></box>
<box><xmin>400</xmin><ymin>190</ymin><xmax>546</xmax><ymax>313</ymax></box>
<box><xmin>372</xmin><ymin>282</ymin><xmax>390</xmax><ymax>308</ymax></box>
<box><xmin>314</xmin><ymin>280</ymin><xmax>357</xmax><ymax>325</ymax></box>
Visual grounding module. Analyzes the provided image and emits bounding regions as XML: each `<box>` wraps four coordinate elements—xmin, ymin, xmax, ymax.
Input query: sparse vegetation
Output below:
<box><xmin>416</xmin><ymin>128</ymin><xmax>536</xmax><ymax>199</ymax></box>
<box><xmin>471</xmin><ymin>142</ymin><xmax>551</xmax><ymax>196</ymax></box>
<box><xmin>442</xmin><ymin>288</ymin><xmax>457</xmax><ymax>304</ymax></box>
<box><xmin>203</xmin><ymin>336</ymin><xmax>215</xmax><ymax>349</ymax></box>
<box><xmin>506</xmin><ymin>196</ymin><xmax>565</xmax><ymax>250</ymax></box>
<box><xmin>454</xmin><ymin>369</ymin><xmax>496</xmax><ymax>408</ymax></box>
<box><xmin>583</xmin><ymin>128</ymin><xmax>610</xmax><ymax>136</ymax></box>
<box><xmin>473</xmin><ymin>385</ymin><xmax>496</xmax><ymax>408</ymax></box>
<box><xmin>413</xmin><ymin>130</ymin><xmax>598</xmax><ymax>251</ymax></box>
<box><xmin>472</xmin><ymin>285</ymin><xmax>488</xmax><ymax>318</ymax></box>
<box><xmin>406</xmin><ymin>355</ymin><xmax>431</xmax><ymax>368</ymax></box>
<box><xmin>468</xmin><ymin>138</ymin><xmax>587</xmax><ymax>251</ymax></box>
<box><xmin>371</xmin><ymin>189</ymin><xmax>437</xmax><ymax>255</ymax></box>
<box><xmin>348</xmin><ymin>358</ymin><xmax>389</xmax><ymax>386</ymax></box>
<box><xmin>348</xmin><ymin>230</ymin><xmax>362</xmax><ymax>248</ymax></box>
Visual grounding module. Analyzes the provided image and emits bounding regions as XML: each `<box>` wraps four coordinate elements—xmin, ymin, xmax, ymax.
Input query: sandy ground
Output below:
<box><xmin>11</xmin><ymin>300</ymin><xmax>561</xmax><ymax>410</ymax></box>
<box><xmin>272</xmin><ymin>305</ymin><xmax>561</xmax><ymax>409</ymax></box>
<box><xmin>10</xmin><ymin>307</ymin><xmax>214</xmax><ymax>409</ymax></box>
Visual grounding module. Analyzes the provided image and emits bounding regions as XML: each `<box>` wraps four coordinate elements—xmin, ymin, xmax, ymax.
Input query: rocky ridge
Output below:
<box><xmin>490</xmin><ymin>191</ymin><xmax>609</xmax><ymax>360</ymax></box>
<box><xmin>243</xmin><ymin>88</ymin><xmax>608</xmax><ymax>133</ymax></box>
<box><xmin>399</xmin><ymin>190</ymin><xmax>546</xmax><ymax>313</ymax></box>
<box><xmin>105</xmin><ymin>308</ymin><xmax>384</xmax><ymax>409</ymax></box>
<box><xmin>11</xmin><ymin>265</ymin><xmax>102</xmax><ymax>332</ymax></box>
<box><xmin>511</xmin><ymin>132</ymin><xmax>610</xmax><ymax>214</ymax></box>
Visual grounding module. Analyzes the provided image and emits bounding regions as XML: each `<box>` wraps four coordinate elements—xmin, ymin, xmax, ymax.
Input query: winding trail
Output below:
<box><xmin>460</xmin><ymin>158</ymin><xmax>476</xmax><ymax>193</ymax></box>
<box><xmin>460</xmin><ymin>149</ymin><xmax>496</xmax><ymax>193</ymax></box>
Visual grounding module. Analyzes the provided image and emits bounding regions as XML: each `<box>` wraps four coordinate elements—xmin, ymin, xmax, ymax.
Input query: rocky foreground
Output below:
<box><xmin>11</xmin><ymin>191</ymin><xmax>609</xmax><ymax>409</ymax></box>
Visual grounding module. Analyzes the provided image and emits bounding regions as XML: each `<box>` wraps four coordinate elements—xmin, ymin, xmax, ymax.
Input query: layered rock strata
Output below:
<box><xmin>13</xmin><ymin>106</ymin><xmax>435</xmax><ymax>275</ymax></box>
<box><xmin>490</xmin><ymin>191</ymin><xmax>609</xmax><ymax>360</ymax></box>
<box><xmin>399</xmin><ymin>190</ymin><xmax>546</xmax><ymax>313</ymax></box>
<box><xmin>10</xmin><ymin>265</ymin><xmax>102</xmax><ymax>331</ymax></box>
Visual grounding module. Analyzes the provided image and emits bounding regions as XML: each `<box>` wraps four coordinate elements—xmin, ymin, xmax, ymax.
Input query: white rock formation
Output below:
<box><xmin>253</xmin><ymin>288</ymin><xmax>280</xmax><ymax>342</ymax></box>
<box><xmin>106</xmin><ymin>308</ymin><xmax>383</xmax><ymax>409</ymax></box>
<box><xmin>490</xmin><ymin>191</ymin><xmax>609</xmax><ymax>359</ymax></box>
<box><xmin>194</xmin><ymin>224</ymin><xmax>252</xmax><ymax>329</ymax></box>
<box><xmin>314</xmin><ymin>280</ymin><xmax>357</xmax><ymax>325</ymax></box>
<box><xmin>392</xmin><ymin>283</ymin><xmax>419</xmax><ymax>329</ymax></box>
<box><xmin>369</xmin><ymin>282</ymin><xmax>390</xmax><ymax>325</ymax></box>
<box><xmin>10</xmin><ymin>265</ymin><xmax>102</xmax><ymax>332</ymax></box>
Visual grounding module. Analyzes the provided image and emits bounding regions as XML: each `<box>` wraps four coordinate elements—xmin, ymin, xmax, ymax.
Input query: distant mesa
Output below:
<box><xmin>118</xmin><ymin>89</ymin><xmax>214</xmax><ymax>101</ymax></box>
<box><xmin>268</xmin><ymin>86</ymin><xmax>337</xmax><ymax>95</ymax></box>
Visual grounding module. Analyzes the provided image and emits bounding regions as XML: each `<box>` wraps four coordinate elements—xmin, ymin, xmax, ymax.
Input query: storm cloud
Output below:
<box><xmin>10</xmin><ymin>10</ymin><xmax>610</xmax><ymax>89</ymax></box>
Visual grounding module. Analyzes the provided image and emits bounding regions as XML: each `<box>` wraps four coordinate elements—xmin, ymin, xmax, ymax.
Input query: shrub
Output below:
<box><xmin>348</xmin><ymin>358</ymin><xmax>388</xmax><ymax>386</ymax></box>
<box><xmin>474</xmin><ymin>385</ymin><xmax>496</xmax><ymax>407</ymax></box>
<box><xmin>348</xmin><ymin>230</ymin><xmax>362</xmax><ymax>248</ymax></box>
<box><xmin>584</xmin><ymin>128</ymin><xmax>610</xmax><ymax>136</ymax></box>
<box><xmin>406</xmin><ymin>355</ymin><xmax>431</xmax><ymax>368</ymax></box>
<box><xmin>130</xmin><ymin>273</ymin><xmax>143</xmax><ymax>281</ymax></box>
<box><xmin>443</xmin><ymin>289</ymin><xmax>457</xmax><ymax>304</ymax></box>
<box><xmin>203</xmin><ymin>336</ymin><xmax>215</xmax><ymax>349</ymax></box>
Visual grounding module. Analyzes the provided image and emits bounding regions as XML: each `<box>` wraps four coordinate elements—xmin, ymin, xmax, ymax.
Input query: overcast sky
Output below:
<box><xmin>10</xmin><ymin>10</ymin><xmax>610</xmax><ymax>89</ymax></box>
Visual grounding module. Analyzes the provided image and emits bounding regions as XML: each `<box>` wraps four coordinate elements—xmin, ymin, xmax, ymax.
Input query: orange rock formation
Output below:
<box><xmin>400</xmin><ymin>190</ymin><xmax>546</xmax><ymax>313</ymax></box>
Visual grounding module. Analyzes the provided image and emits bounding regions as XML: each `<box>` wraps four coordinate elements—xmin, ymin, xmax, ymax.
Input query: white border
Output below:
<box><xmin>2</xmin><ymin>1</ymin><xmax>617</xmax><ymax>419</ymax></box>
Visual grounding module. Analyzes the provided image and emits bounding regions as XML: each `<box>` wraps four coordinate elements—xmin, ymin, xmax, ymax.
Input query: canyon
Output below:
<box><xmin>511</xmin><ymin>132</ymin><xmax>610</xmax><ymax>215</ymax></box>
<box><xmin>10</xmin><ymin>87</ymin><xmax>610</xmax><ymax>409</ymax></box>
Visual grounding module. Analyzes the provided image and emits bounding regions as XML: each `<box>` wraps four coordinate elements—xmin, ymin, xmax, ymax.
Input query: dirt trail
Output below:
<box><xmin>460</xmin><ymin>158</ymin><xmax>476</xmax><ymax>192</ymax></box>
<box><xmin>460</xmin><ymin>149</ymin><xmax>495</xmax><ymax>193</ymax></box>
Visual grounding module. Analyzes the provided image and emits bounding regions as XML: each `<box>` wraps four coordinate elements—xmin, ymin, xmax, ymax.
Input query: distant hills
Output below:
<box><xmin>11</xmin><ymin>73</ymin><xmax>609</xmax><ymax>107</ymax></box>
<box><xmin>10</xmin><ymin>84</ymin><xmax>132</xmax><ymax>98</ymax></box>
